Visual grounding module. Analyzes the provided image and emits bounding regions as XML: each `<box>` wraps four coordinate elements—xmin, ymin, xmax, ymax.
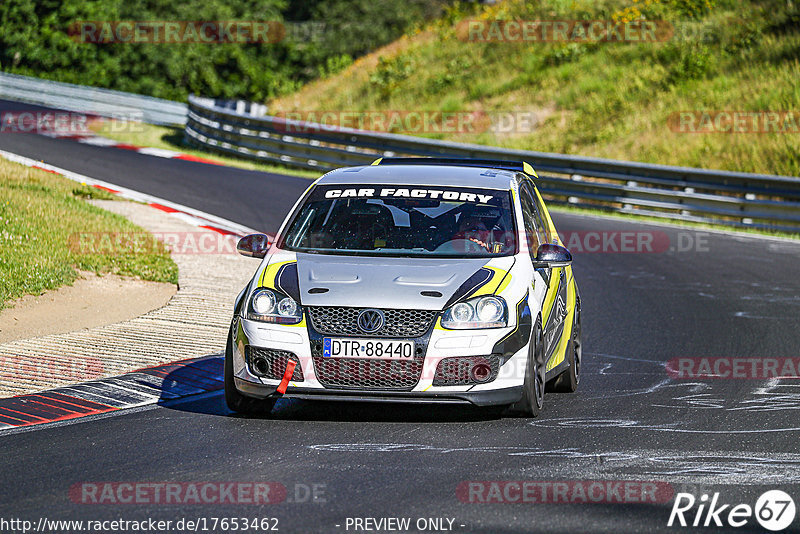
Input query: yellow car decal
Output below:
<box><xmin>258</xmin><ymin>259</ymin><xmax>295</xmax><ymax>288</ymax></box>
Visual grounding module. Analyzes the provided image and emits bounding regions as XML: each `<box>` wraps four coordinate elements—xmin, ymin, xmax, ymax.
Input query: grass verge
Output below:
<box><xmin>269</xmin><ymin>0</ymin><xmax>800</xmax><ymax>177</ymax></box>
<box><xmin>0</xmin><ymin>158</ymin><xmax>178</xmax><ymax>310</ymax></box>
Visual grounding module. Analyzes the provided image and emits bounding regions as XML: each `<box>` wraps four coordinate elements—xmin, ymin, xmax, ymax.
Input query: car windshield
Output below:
<box><xmin>278</xmin><ymin>184</ymin><xmax>517</xmax><ymax>257</ymax></box>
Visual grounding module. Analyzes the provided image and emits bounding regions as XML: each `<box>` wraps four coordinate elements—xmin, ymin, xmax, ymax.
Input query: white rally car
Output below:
<box><xmin>226</xmin><ymin>158</ymin><xmax>581</xmax><ymax>417</ymax></box>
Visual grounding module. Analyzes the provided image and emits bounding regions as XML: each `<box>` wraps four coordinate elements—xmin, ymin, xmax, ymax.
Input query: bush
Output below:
<box><xmin>544</xmin><ymin>43</ymin><xmax>587</xmax><ymax>66</ymax></box>
<box><xmin>660</xmin><ymin>42</ymin><xmax>715</xmax><ymax>84</ymax></box>
<box><xmin>369</xmin><ymin>54</ymin><xmax>415</xmax><ymax>99</ymax></box>
<box><xmin>669</xmin><ymin>0</ymin><xmax>716</xmax><ymax>19</ymax></box>
<box><xmin>320</xmin><ymin>54</ymin><xmax>353</xmax><ymax>78</ymax></box>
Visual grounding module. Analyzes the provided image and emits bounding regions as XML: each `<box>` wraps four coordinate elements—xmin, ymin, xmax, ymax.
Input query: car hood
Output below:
<box><xmin>295</xmin><ymin>253</ymin><xmax>513</xmax><ymax>310</ymax></box>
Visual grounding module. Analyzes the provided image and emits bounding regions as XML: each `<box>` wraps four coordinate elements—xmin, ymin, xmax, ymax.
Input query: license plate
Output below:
<box><xmin>322</xmin><ymin>338</ymin><xmax>414</xmax><ymax>360</ymax></box>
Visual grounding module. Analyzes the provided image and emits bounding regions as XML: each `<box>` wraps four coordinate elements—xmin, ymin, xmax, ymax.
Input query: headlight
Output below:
<box><xmin>441</xmin><ymin>296</ymin><xmax>507</xmax><ymax>329</ymax></box>
<box><xmin>278</xmin><ymin>297</ymin><xmax>298</xmax><ymax>316</ymax></box>
<box><xmin>476</xmin><ymin>296</ymin><xmax>504</xmax><ymax>322</ymax></box>
<box><xmin>252</xmin><ymin>290</ymin><xmax>276</xmax><ymax>315</ymax></box>
<box><xmin>247</xmin><ymin>288</ymin><xmax>302</xmax><ymax>324</ymax></box>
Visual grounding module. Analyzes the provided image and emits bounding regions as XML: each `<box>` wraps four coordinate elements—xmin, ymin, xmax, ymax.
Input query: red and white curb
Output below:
<box><xmin>0</xmin><ymin>147</ymin><xmax>268</xmax><ymax>429</ymax></box>
<box><xmin>40</xmin><ymin>131</ymin><xmax>226</xmax><ymax>166</ymax></box>
<box><xmin>0</xmin><ymin>355</ymin><xmax>224</xmax><ymax>431</ymax></box>
<box><xmin>0</xmin><ymin>147</ymin><xmax>265</xmax><ymax>239</ymax></box>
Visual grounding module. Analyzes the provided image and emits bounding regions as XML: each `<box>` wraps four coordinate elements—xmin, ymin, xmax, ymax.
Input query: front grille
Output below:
<box><xmin>311</xmin><ymin>346</ymin><xmax>423</xmax><ymax>390</ymax></box>
<box><xmin>246</xmin><ymin>347</ymin><xmax>304</xmax><ymax>381</ymax></box>
<box><xmin>307</xmin><ymin>307</ymin><xmax>437</xmax><ymax>338</ymax></box>
<box><xmin>433</xmin><ymin>355</ymin><xmax>500</xmax><ymax>386</ymax></box>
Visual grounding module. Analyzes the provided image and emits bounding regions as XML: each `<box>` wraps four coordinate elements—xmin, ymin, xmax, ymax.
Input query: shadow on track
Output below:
<box><xmin>155</xmin><ymin>357</ymin><xmax>504</xmax><ymax>423</ymax></box>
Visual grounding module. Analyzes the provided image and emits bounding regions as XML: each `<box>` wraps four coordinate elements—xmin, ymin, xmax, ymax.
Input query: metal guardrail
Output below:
<box><xmin>186</xmin><ymin>95</ymin><xmax>800</xmax><ymax>232</ymax></box>
<box><xmin>0</xmin><ymin>72</ymin><xmax>187</xmax><ymax>126</ymax></box>
<box><xmin>4</xmin><ymin>72</ymin><xmax>796</xmax><ymax>231</ymax></box>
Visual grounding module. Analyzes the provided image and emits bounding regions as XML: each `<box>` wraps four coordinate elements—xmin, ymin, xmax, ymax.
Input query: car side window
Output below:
<box><xmin>529</xmin><ymin>185</ymin><xmax>550</xmax><ymax>245</ymax></box>
<box><xmin>518</xmin><ymin>183</ymin><xmax>541</xmax><ymax>257</ymax></box>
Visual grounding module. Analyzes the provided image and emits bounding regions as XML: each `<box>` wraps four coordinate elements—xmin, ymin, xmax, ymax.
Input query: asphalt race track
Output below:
<box><xmin>1</xmin><ymin>104</ymin><xmax>800</xmax><ymax>533</ymax></box>
<box><xmin>0</xmin><ymin>100</ymin><xmax>309</xmax><ymax>233</ymax></box>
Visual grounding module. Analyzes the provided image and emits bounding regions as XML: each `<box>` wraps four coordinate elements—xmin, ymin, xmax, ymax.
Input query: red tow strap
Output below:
<box><xmin>276</xmin><ymin>360</ymin><xmax>297</xmax><ymax>395</ymax></box>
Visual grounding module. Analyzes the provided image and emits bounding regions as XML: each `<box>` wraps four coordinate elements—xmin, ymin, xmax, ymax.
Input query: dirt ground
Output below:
<box><xmin>0</xmin><ymin>271</ymin><xmax>176</xmax><ymax>343</ymax></box>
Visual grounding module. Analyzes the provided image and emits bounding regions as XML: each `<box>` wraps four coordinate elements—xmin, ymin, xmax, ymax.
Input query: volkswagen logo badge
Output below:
<box><xmin>357</xmin><ymin>309</ymin><xmax>385</xmax><ymax>334</ymax></box>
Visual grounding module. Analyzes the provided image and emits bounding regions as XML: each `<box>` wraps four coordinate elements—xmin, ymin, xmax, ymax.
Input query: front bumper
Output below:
<box><xmin>235</xmin><ymin>377</ymin><xmax>523</xmax><ymax>407</ymax></box>
<box><xmin>232</xmin><ymin>315</ymin><xmax>529</xmax><ymax>407</ymax></box>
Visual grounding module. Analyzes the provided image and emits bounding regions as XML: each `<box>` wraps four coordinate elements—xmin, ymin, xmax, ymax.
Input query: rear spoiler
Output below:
<box><xmin>371</xmin><ymin>157</ymin><xmax>538</xmax><ymax>178</ymax></box>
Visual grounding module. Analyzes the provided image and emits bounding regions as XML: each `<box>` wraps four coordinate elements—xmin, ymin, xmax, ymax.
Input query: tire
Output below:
<box><xmin>224</xmin><ymin>322</ymin><xmax>276</xmax><ymax>415</ymax></box>
<box><xmin>508</xmin><ymin>318</ymin><xmax>545</xmax><ymax>417</ymax></box>
<box><xmin>550</xmin><ymin>300</ymin><xmax>581</xmax><ymax>393</ymax></box>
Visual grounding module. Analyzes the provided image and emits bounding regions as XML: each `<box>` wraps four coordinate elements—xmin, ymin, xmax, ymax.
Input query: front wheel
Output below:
<box><xmin>225</xmin><ymin>322</ymin><xmax>276</xmax><ymax>415</ymax></box>
<box><xmin>507</xmin><ymin>318</ymin><xmax>545</xmax><ymax>417</ymax></box>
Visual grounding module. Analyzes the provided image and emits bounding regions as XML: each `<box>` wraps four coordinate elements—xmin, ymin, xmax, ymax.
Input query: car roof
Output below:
<box><xmin>316</xmin><ymin>164</ymin><xmax>517</xmax><ymax>190</ymax></box>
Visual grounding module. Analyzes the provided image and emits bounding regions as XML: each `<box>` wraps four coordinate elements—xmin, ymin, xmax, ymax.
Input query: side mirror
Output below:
<box><xmin>533</xmin><ymin>243</ymin><xmax>572</xmax><ymax>268</ymax></box>
<box><xmin>237</xmin><ymin>233</ymin><xmax>271</xmax><ymax>258</ymax></box>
